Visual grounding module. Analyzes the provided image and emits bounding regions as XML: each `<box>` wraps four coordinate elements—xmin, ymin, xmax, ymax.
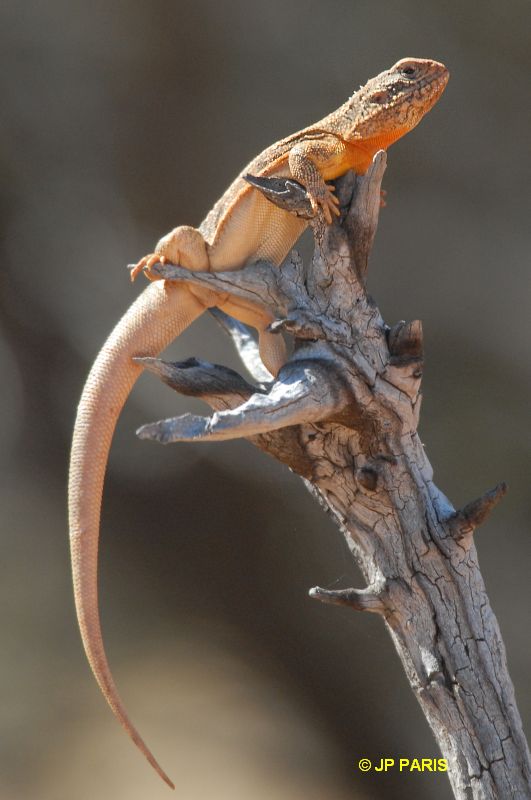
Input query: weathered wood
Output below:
<box><xmin>138</xmin><ymin>153</ymin><xmax>531</xmax><ymax>799</ymax></box>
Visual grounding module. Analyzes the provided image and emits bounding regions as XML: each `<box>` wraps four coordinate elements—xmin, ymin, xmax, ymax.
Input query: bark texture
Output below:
<box><xmin>137</xmin><ymin>153</ymin><xmax>531</xmax><ymax>799</ymax></box>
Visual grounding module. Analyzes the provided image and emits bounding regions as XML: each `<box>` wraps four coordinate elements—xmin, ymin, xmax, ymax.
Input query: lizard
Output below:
<box><xmin>68</xmin><ymin>57</ymin><xmax>449</xmax><ymax>788</ymax></box>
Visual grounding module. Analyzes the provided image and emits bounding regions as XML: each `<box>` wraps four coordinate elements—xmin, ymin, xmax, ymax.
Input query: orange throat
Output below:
<box><xmin>347</xmin><ymin>128</ymin><xmax>410</xmax><ymax>174</ymax></box>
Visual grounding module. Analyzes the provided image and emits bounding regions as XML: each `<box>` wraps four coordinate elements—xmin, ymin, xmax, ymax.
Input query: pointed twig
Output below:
<box><xmin>309</xmin><ymin>586</ymin><xmax>385</xmax><ymax>615</ymax></box>
<box><xmin>342</xmin><ymin>150</ymin><xmax>387</xmax><ymax>282</ymax></box>
<box><xmin>137</xmin><ymin>359</ymin><xmax>351</xmax><ymax>444</ymax></box>
<box><xmin>449</xmin><ymin>482</ymin><xmax>508</xmax><ymax>541</ymax></box>
<box><xmin>387</xmin><ymin>319</ymin><xmax>424</xmax><ymax>367</ymax></box>
<box><xmin>137</xmin><ymin>357</ymin><xmax>316</xmax><ymax>477</ymax></box>
<box><xmin>134</xmin><ymin>356</ymin><xmax>260</xmax><ymax>409</ymax></box>
<box><xmin>243</xmin><ymin>173</ymin><xmax>315</xmax><ymax>219</ymax></box>
<box><xmin>381</xmin><ymin>319</ymin><xmax>424</xmax><ymax>401</ymax></box>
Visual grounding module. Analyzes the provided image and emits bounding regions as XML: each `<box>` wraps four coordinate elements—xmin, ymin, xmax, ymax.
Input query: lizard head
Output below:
<box><xmin>350</xmin><ymin>58</ymin><xmax>449</xmax><ymax>144</ymax></box>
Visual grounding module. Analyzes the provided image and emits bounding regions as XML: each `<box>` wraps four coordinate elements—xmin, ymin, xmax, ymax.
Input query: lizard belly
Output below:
<box><xmin>205</xmin><ymin>179</ymin><xmax>307</xmax><ymax>271</ymax></box>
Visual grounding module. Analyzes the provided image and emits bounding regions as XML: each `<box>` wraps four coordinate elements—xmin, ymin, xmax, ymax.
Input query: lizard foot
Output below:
<box><xmin>309</xmin><ymin>184</ymin><xmax>341</xmax><ymax>225</ymax></box>
<box><xmin>130</xmin><ymin>253</ymin><xmax>167</xmax><ymax>282</ymax></box>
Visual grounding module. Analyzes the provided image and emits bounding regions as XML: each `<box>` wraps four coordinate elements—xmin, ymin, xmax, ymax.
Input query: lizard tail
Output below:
<box><xmin>69</xmin><ymin>280</ymin><xmax>204</xmax><ymax>790</ymax></box>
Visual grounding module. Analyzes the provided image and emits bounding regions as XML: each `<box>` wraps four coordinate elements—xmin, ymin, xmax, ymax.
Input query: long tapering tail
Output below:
<box><xmin>68</xmin><ymin>280</ymin><xmax>205</xmax><ymax>789</ymax></box>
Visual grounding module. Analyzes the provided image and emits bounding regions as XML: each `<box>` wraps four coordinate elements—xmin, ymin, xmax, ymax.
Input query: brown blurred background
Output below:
<box><xmin>1</xmin><ymin>1</ymin><xmax>530</xmax><ymax>798</ymax></box>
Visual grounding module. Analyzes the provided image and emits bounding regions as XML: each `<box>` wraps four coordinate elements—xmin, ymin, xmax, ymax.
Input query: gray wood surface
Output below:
<box><xmin>138</xmin><ymin>153</ymin><xmax>531</xmax><ymax>799</ymax></box>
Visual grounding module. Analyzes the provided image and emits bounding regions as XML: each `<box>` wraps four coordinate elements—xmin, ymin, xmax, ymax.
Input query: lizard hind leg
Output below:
<box><xmin>218</xmin><ymin>296</ymin><xmax>287</xmax><ymax>378</ymax></box>
<box><xmin>257</xmin><ymin>329</ymin><xmax>288</xmax><ymax>378</ymax></box>
<box><xmin>131</xmin><ymin>225</ymin><xmax>210</xmax><ymax>282</ymax></box>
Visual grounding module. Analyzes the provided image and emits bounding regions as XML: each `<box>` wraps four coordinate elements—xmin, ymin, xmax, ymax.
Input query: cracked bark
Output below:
<box><xmin>136</xmin><ymin>153</ymin><xmax>531</xmax><ymax>799</ymax></box>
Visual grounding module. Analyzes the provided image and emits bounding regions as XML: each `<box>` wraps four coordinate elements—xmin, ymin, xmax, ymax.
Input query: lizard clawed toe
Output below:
<box><xmin>130</xmin><ymin>254</ymin><xmax>166</xmax><ymax>282</ymax></box>
<box><xmin>309</xmin><ymin>185</ymin><xmax>341</xmax><ymax>225</ymax></box>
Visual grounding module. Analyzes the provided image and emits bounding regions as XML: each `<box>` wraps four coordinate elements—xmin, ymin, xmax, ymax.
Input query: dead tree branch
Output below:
<box><xmin>136</xmin><ymin>153</ymin><xmax>531</xmax><ymax>799</ymax></box>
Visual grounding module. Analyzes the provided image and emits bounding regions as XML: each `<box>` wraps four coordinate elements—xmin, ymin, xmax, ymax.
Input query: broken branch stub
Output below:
<box><xmin>136</xmin><ymin>154</ymin><xmax>531</xmax><ymax>800</ymax></box>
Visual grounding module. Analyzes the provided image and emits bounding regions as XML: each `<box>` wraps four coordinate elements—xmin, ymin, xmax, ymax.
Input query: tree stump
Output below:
<box><xmin>136</xmin><ymin>152</ymin><xmax>531</xmax><ymax>800</ymax></box>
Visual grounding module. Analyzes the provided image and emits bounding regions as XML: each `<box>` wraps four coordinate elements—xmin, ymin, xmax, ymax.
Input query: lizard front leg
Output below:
<box><xmin>288</xmin><ymin>135</ymin><xmax>349</xmax><ymax>224</ymax></box>
<box><xmin>132</xmin><ymin>226</ymin><xmax>286</xmax><ymax>374</ymax></box>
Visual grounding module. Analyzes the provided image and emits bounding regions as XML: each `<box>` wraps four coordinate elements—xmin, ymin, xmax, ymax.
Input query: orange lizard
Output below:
<box><xmin>68</xmin><ymin>57</ymin><xmax>449</xmax><ymax>788</ymax></box>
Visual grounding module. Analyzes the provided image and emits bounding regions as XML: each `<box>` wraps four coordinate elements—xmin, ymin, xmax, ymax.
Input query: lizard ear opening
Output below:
<box><xmin>369</xmin><ymin>91</ymin><xmax>389</xmax><ymax>105</ymax></box>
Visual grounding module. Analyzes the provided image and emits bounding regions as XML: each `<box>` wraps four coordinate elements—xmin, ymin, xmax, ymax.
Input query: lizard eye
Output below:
<box><xmin>401</xmin><ymin>66</ymin><xmax>417</xmax><ymax>77</ymax></box>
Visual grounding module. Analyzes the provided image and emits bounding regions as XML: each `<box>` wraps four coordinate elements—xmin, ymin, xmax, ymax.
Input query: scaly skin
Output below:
<box><xmin>69</xmin><ymin>57</ymin><xmax>449</xmax><ymax>787</ymax></box>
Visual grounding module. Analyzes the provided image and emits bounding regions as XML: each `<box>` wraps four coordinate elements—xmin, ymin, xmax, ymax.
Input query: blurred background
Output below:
<box><xmin>1</xmin><ymin>1</ymin><xmax>530</xmax><ymax>798</ymax></box>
